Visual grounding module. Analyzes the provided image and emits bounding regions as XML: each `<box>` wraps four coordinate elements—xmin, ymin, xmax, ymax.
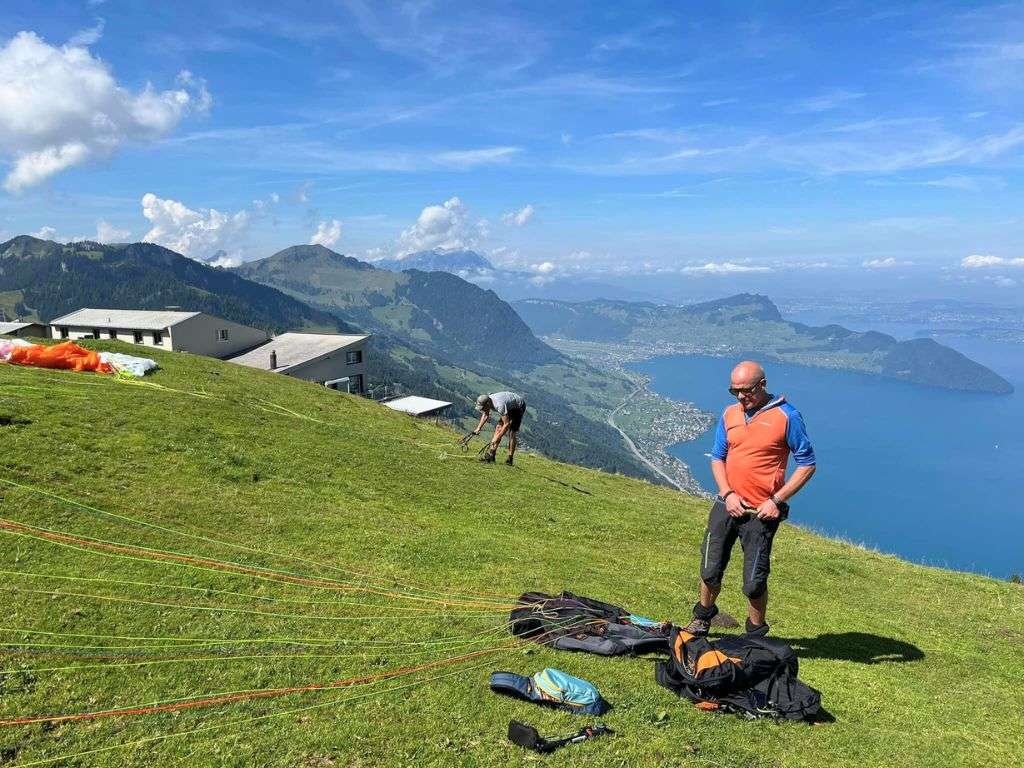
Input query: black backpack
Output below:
<box><xmin>510</xmin><ymin>592</ymin><xmax>670</xmax><ymax>656</ymax></box>
<box><xmin>655</xmin><ymin>627</ymin><xmax>822</xmax><ymax>721</ymax></box>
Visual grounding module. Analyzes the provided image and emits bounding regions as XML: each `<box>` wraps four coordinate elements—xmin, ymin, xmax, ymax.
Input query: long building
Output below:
<box><xmin>49</xmin><ymin>308</ymin><xmax>270</xmax><ymax>359</ymax></box>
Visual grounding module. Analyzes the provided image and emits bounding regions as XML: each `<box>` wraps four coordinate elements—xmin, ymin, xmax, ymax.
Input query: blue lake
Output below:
<box><xmin>630</xmin><ymin>339</ymin><xmax>1023</xmax><ymax>579</ymax></box>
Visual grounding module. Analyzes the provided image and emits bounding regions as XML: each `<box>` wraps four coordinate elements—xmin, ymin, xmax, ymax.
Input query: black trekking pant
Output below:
<box><xmin>699</xmin><ymin>496</ymin><xmax>787</xmax><ymax>599</ymax></box>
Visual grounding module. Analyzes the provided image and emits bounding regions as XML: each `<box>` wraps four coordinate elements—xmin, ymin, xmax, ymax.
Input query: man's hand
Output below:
<box><xmin>724</xmin><ymin>492</ymin><xmax>747</xmax><ymax>518</ymax></box>
<box><xmin>756</xmin><ymin>498</ymin><xmax>781</xmax><ymax>521</ymax></box>
<box><xmin>472</xmin><ymin>429</ymin><xmax>480</xmax><ymax>435</ymax></box>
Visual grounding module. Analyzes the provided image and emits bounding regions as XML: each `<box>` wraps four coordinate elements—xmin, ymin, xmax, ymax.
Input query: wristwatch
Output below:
<box><xmin>770</xmin><ymin>494</ymin><xmax>783</xmax><ymax>507</ymax></box>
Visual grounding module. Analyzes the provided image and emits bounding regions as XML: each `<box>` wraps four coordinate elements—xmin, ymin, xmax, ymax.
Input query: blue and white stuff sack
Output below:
<box><xmin>489</xmin><ymin>668</ymin><xmax>610</xmax><ymax>715</ymax></box>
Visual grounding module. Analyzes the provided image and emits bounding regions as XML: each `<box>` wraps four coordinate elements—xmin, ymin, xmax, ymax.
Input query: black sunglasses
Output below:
<box><xmin>729</xmin><ymin>378</ymin><xmax>765</xmax><ymax>397</ymax></box>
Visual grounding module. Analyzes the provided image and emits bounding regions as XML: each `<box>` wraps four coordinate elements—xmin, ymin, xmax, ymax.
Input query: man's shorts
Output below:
<box><xmin>699</xmin><ymin>496</ymin><xmax>788</xmax><ymax>599</ymax></box>
<box><xmin>506</xmin><ymin>403</ymin><xmax>526</xmax><ymax>432</ymax></box>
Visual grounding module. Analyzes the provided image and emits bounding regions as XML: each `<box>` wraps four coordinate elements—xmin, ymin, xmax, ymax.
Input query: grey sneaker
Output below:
<box><xmin>683</xmin><ymin>603</ymin><xmax>719</xmax><ymax>636</ymax></box>
<box><xmin>682</xmin><ymin>616</ymin><xmax>711</xmax><ymax>636</ymax></box>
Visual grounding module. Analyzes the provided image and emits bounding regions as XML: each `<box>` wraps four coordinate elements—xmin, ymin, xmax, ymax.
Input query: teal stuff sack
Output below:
<box><xmin>489</xmin><ymin>668</ymin><xmax>610</xmax><ymax>715</ymax></box>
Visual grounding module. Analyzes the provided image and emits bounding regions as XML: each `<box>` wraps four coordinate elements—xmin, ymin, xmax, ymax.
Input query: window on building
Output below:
<box><xmin>92</xmin><ymin>329</ymin><xmax>101</xmax><ymax>339</ymax></box>
<box><xmin>109</xmin><ymin>330</ymin><xmax>118</xmax><ymax>340</ymax></box>
<box><xmin>59</xmin><ymin>327</ymin><xmax>69</xmax><ymax>339</ymax></box>
<box><xmin>153</xmin><ymin>331</ymin><xmax>164</xmax><ymax>346</ymax></box>
<box><xmin>217</xmin><ymin>329</ymin><xmax>229</xmax><ymax>342</ymax></box>
<box><xmin>346</xmin><ymin>350</ymin><xmax>362</xmax><ymax>365</ymax></box>
<box><xmin>133</xmin><ymin>331</ymin><xmax>144</xmax><ymax>343</ymax></box>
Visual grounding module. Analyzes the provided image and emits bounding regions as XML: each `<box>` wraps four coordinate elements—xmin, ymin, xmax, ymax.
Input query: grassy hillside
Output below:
<box><xmin>0</xmin><ymin>344</ymin><xmax>1021</xmax><ymax>767</ymax></box>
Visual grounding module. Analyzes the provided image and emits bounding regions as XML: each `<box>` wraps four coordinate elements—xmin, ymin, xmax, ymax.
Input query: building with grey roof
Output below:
<box><xmin>49</xmin><ymin>308</ymin><xmax>270</xmax><ymax>358</ymax></box>
<box><xmin>0</xmin><ymin>321</ymin><xmax>49</xmax><ymax>339</ymax></box>
<box><xmin>383</xmin><ymin>395</ymin><xmax>452</xmax><ymax>421</ymax></box>
<box><xmin>228</xmin><ymin>332</ymin><xmax>370</xmax><ymax>393</ymax></box>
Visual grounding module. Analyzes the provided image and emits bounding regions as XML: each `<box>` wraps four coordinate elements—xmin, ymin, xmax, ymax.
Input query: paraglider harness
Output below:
<box><xmin>509</xmin><ymin>592</ymin><xmax>671</xmax><ymax>656</ymax></box>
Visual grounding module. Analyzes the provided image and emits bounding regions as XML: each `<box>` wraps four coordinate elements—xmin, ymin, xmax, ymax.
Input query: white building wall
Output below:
<box><xmin>50</xmin><ymin>325</ymin><xmax>171</xmax><ymax>349</ymax></box>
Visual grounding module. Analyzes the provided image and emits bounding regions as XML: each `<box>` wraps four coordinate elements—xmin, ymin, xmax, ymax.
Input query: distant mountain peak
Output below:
<box><xmin>247</xmin><ymin>244</ymin><xmax>375</xmax><ymax>271</ymax></box>
<box><xmin>685</xmin><ymin>293</ymin><xmax>782</xmax><ymax>321</ymax></box>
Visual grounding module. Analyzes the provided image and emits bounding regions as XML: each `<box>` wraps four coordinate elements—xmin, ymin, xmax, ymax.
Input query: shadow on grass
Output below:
<box><xmin>778</xmin><ymin>632</ymin><xmax>925</xmax><ymax>664</ymax></box>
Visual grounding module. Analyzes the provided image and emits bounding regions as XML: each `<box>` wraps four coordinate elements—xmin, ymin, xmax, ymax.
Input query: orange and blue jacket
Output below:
<box><xmin>711</xmin><ymin>395</ymin><xmax>815</xmax><ymax>507</ymax></box>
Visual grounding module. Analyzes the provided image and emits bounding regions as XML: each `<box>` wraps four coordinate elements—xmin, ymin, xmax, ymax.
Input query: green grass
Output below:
<box><xmin>0</xmin><ymin>341</ymin><xmax>1021</xmax><ymax>767</ymax></box>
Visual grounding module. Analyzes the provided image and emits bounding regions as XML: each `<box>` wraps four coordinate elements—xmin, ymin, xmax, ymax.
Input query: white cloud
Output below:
<box><xmin>395</xmin><ymin>196</ymin><xmax>487</xmax><ymax>256</ymax></box>
<box><xmin>790</xmin><ymin>89</ymin><xmax>865</xmax><ymax>113</ymax></box>
<box><xmin>0</xmin><ymin>31</ymin><xmax>210</xmax><ymax>192</ymax></box>
<box><xmin>681</xmin><ymin>261</ymin><xmax>772</xmax><ymax>274</ymax></box>
<box><xmin>501</xmin><ymin>204</ymin><xmax>535</xmax><ymax>227</ymax></box>
<box><xmin>531</xmin><ymin>261</ymin><xmax>556</xmax><ymax>274</ymax></box>
<box><xmin>310</xmin><ymin>219</ymin><xmax>342</xmax><ymax>248</ymax></box>
<box><xmin>140</xmin><ymin>193</ymin><xmax>250</xmax><ymax>261</ymax></box>
<box><xmin>67</xmin><ymin>19</ymin><xmax>105</xmax><ymax>48</ymax></box>
<box><xmin>429</xmin><ymin>146</ymin><xmax>520</xmax><ymax>168</ymax></box>
<box><xmin>862</xmin><ymin>257</ymin><xmax>913</xmax><ymax>269</ymax></box>
<box><xmin>993</xmin><ymin>276</ymin><xmax>1017</xmax><ymax>287</ymax></box>
<box><xmin>31</xmin><ymin>225</ymin><xmax>58</xmax><ymax>240</ymax></box>
<box><xmin>95</xmin><ymin>219</ymin><xmax>129</xmax><ymax>243</ymax></box>
<box><xmin>961</xmin><ymin>254</ymin><xmax>1024</xmax><ymax>268</ymax></box>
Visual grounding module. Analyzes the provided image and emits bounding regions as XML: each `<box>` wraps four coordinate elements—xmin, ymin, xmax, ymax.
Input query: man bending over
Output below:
<box><xmin>473</xmin><ymin>391</ymin><xmax>527</xmax><ymax>466</ymax></box>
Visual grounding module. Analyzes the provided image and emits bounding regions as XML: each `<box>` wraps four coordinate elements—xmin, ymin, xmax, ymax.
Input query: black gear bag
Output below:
<box><xmin>655</xmin><ymin>626</ymin><xmax>822</xmax><ymax>721</ymax></box>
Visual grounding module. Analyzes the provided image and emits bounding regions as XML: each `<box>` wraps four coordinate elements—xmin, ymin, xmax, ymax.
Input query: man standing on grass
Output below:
<box><xmin>684</xmin><ymin>361</ymin><xmax>816</xmax><ymax>637</ymax></box>
<box><xmin>472</xmin><ymin>391</ymin><xmax>526</xmax><ymax>466</ymax></box>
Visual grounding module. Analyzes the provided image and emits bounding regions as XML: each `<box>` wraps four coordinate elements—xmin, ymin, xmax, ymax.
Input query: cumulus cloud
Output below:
<box><xmin>140</xmin><ymin>193</ymin><xmax>250</xmax><ymax>261</ymax></box>
<box><xmin>310</xmin><ymin>219</ymin><xmax>342</xmax><ymax>248</ymax></box>
<box><xmin>31</xmin><ymin>225</ymin><xmax>58</xmax><ymax>240</ymax></box>
<box><xmin>862</xmin><ymin>257</ymin><xmax>912</xmax><ymax>269</ymax></box>
<box><xmin>681</xmin><ymin>261</ymin><xmax>772</xmax><ymax>274</ymax></box>
<box><xmin>95</xmin><ymin>219</ymin><xmax>129</xmax><ymax>243</ymax></box>
<box><xmin>531</xmin><ymin>261</ymin><xmax>556</xmax><ymax>274</ymax></box>
<box><xmin>0</xmin><ymin>31</ymin><xmax>211</xmax><ymax>192</ymax></box>
<box><xmin>961</xmin><ymin>254</ymin><xmax>1024</xmax><ymax>268</ymax></box>
<box><xmin>395</xmin><ymin>196</ymin><xmax>487</xmax><ymax>256</ymax></box>
<box><xmin>501</xmin><ymin>204</ymin><xmax>535</xmax><ymax>227</ymax></box>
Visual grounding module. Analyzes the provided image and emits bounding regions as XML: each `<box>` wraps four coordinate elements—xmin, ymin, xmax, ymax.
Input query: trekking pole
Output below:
<box><xmin>457</xmin><ymin>430</ymin><xmax>477</xmax><ymax>450</ymax></box>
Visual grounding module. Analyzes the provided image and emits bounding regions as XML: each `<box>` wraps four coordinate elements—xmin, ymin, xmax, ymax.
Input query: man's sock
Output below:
<box><xmin>692</xmin><ymin>602</ymin><xmax>719</xmax><ymax>621</ymax></box>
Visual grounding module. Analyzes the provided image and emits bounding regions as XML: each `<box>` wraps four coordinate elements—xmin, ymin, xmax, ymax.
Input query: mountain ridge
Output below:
<box><xmin>0</xmin><ymin>236</ymin><xmax>351</xmax><ymax>334</ymax></box>
<box><xmin>514</xmin><ymin>294</ymin><xmax>1014</xmax><ymax>394</ymax></box>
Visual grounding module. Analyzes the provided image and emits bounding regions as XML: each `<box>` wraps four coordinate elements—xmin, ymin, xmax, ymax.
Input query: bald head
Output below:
<box><xmin>731</xmin><ymin>361</ymin><xmax>765</xmax><ymax>387</ymax></box>
<box><xmin>729</xmin><ymin>360</ymin><xmax>769</xmax><ymax>408</ymax></box>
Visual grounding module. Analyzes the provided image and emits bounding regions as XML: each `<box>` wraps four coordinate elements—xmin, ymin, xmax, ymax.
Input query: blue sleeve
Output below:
<box><xmin>784</xmin><ymin>407</ymin><xmax>816</xmax><ymax>466</ymax></box>
<box><xmin>711</xmin><ymin>413</ymin><xmax>728</xmax><ymax>461</ymax></box>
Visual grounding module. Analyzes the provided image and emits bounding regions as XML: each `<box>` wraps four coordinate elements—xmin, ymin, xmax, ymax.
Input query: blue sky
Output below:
<box><xmin>1</xmin><ymin>1</ymin><xmax>1023</xmax><ymax>302</ymax></box>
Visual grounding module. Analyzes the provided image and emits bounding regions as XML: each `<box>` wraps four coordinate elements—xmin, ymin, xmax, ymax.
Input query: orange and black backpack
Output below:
<box><xmin>655</xmin><ymin>627</ymin><xmax>822</xmax><ymax>721</ymax></box>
